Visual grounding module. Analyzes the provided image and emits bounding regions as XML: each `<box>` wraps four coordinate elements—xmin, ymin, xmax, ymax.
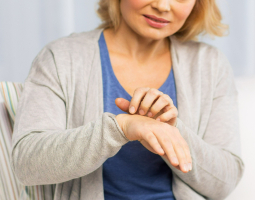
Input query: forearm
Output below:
<box><xmin>162</xmin><ymin>118</ymin><xmax>244</xmax><ymax>199</ymax></box>
<box><xmin>11</xmin><ymin>112</ymin><xmax>129</xmax><ymax>186</ymax></box>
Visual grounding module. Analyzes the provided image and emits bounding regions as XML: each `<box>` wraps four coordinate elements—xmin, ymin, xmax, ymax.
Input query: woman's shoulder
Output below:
<box><xmin>44</xmin><ymin>28</ymin><xmax>103</xmax><ymax>53</ymax></box>
<box><xmin>171</xmin><ymin>36</ymin><xmax>219</xmax><ymax>55</ymax></box>
<box><xmin>28</xmin><ymin>29</ymin><xmax>103</xmax><ymax>84</ymax></box>
<box><xmin>171</xmin><ymin>36</ymin><xmax>224</xmax><ymax>60</ymax></box>
<box><xmin>170</xmin><ymin>36</ymin><xmax>234</xmax><ymax>90</ymax></box>
<box><xmin>171</xmin><ymin>36</ymin><xmax>231</xmax><ymax>73</ymax></box>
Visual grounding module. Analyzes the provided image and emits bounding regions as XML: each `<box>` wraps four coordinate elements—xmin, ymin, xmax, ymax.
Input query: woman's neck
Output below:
<box><xmin>103</xmin><ymin>19</ymin><xmax>170</xmax><ymax>65</ymax></box>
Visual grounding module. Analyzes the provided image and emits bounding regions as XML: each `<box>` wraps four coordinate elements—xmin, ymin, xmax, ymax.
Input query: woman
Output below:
<box><xmin>11</xmin><ymin>0</ymin><xmax>244</xmax><ymax>199</ymax></box>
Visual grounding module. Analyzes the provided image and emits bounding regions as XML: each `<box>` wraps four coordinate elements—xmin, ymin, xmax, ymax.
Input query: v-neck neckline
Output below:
<box><xmin>100</xmin><ymin>31</ymin><xmax>173</xmax><ymax>99</ymax></box>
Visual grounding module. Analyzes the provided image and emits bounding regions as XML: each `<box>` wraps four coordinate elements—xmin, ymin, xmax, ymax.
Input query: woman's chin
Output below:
<box><xmin>138</xmin><ymin>29</ymin><xmax>172</xmax><ymax>40</ymax></box>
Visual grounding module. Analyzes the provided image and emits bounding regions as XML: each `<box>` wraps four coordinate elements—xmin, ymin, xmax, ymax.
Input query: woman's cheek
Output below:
<box><xmin>121</xmin><ymin>0</ymin><xmax>145</xmax><ymax>19</ymax></box>
<box><xmin>125</xmin><ymin>0</ymin><xmax>149</xmax><ymax>9</ymax></box>
<box><xmin>173</xmin><ymin>2</ymin><xmax>196</xmax><ymax>21</ymax></box>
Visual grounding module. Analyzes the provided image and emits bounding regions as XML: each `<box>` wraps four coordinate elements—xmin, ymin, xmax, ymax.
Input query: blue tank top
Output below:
<box><xmin>99</xmin><ymin>31</ymin><xmax>177</xmax><ymax>200</ymax></box>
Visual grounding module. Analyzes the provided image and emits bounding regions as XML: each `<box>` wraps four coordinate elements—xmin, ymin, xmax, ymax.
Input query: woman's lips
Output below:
<box><xmin>143</xmin><ymin>15</ymin><xmax>170</xmax><ymax>28</ymax></box>
<box><xmin>144</xmin><ymin>15</ymin><xmax>170</xmax><ymax>23</ymax></box>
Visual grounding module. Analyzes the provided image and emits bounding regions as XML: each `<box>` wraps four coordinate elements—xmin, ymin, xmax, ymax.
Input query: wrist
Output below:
<box><xmin>115</xmin><ymin>114</ymin><xmax>129</xmax><ymax>137</ymax></box>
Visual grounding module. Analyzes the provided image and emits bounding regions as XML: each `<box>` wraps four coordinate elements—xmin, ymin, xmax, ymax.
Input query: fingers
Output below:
<box><xmin>115</xmin><ymin>98</ymin><xmax>131</xmax><ymax>113</ymax></box>
<box><xmin>142</xmin><ymin>132</ymin><xmax>165</xmax><ymax>155</ymax></box>
<box><xmin>156</xmin><ymin>125</ymin><xmax>191</xmax><ymax>173</ymax></box>
<box><xmin>155</xmin><ymin>105</ymin><xmax>178</xmax><ymax>122</ymax></box>
<box><xmin>130</xmin><ymin>115</ymin><xmax>191</xmax><ymax>173</ymax></box>
<box><xmin>171</xmin><ymin>127</ymin><xmax>191</xmax><ymax>172</ymax></box>
<box><xmin>128</xmin><ymin>87</ymin><xmax>177</xmax><ymax>123</ymax></box>
<box><xmin>140</xmin><ymin>139</ymin><xmax>160</xmax><ymax>155</ymax></box>
<box><xmin>129</xmin><ymin>87</ymin><xmax>150</xmax><ymax>114</ymax></box>
<box><xmin>138</xmin><ymin>88</ymin><xmax>164</xmax><ymax>116</ymax></box>
<box><xmin>147</xmin><ymin>94</ymin><xmax>173</xmax><ymax>118</ymax></box>
<box><xmin>158</xmin><ymin>136</ymin><xmax>180</xmax><ymax>167</ymax></box>
<box><xmin>176</xmin><ymin>130</ymin><xmax>192</xmax><ymax>171</ymax></box>
<box><xmin>162</xmin><ymin>154</ymin><xmax>180</xmax><ymax>170</ymax></box>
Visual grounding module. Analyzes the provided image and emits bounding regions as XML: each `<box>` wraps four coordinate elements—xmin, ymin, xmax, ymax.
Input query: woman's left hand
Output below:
<box><xmin>115</xmin><ymin>87</ymin><xmax>178</xmax><ymax>127</ymax></box>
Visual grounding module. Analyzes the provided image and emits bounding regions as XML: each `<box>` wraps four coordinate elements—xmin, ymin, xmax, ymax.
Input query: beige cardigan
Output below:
<box><xmin>11</xmin><ymin>28</ymin><xmax>244</xmax><ymax>200</ymax></box>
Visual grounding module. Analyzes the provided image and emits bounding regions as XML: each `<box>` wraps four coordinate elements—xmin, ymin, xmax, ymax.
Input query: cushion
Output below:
<box><xmin>0</xmin><ymin>81</ymin><xmax>52</xmax><ymax>200</ymax></box>
<box><xmin>0</xmin><ymin>82</ymin><xmax>23</xmax><ymax>124</ymax></box>
<box><xmin>0</xmin><ymin>82</ymin><xmax>23</xmax><ymax>199</ymax></box>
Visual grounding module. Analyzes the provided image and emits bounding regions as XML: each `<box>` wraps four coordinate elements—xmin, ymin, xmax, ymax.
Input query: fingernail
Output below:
<box><xmin>130</xmin><ymin>106</ymin><xmax>135</xmax><ymax>114</ymax></box>
<box><xmin>156</xmin><ymin>118</ymin><xmax>161</xmax><ymax>121</ymax></box>
<box><xmin>184</xmin><ymin>164</ymin><xmax>188</xmax><ymax>172</ymax></box>
<box><xmin>186</xmin><ymin>164</ymin><xmax>190</xmax><ymax>172</ymax></box>
<box><xmin>147</xmin><ymin>112</ymin><xmax>152</xmax><ymax>117</ymax></box>
<box><xmin>172</xmin><ymin>157</ymin><xmax>179</xmax><ymax>165</ymax></box>
<box><xmin>139</xmin><ymin>109</ymin><xmax>144</xmax><ymax>115</ymax></box>
<box><xmin>159</xmin><ymin>148</ymin><xmax>164</xmax><ymax>154</ymax></box>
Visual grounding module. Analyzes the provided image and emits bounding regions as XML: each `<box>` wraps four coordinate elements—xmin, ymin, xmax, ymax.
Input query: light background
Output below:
<box><xmin>0</xmin><ymin>0</ymin><xmax>254</xmax><ymax>199</ymax></box>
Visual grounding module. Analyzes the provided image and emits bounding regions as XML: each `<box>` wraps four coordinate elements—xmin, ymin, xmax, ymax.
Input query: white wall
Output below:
<box><xmin>226</xmin><ymin>77</ymin><xmax>255</xmax><ymax>200</ymax></box>
<box><xmin>0</xmin><ymin>0</ymin><xmax>255</xmax><ymax>82</ymax></box>
<box><xmin>201</xmin><ymin>0</ymin><xmax>255</xmax><ymax>77</ymax></box>
<box><xmin>0</xmin><ymin>0</ymin><xmax>100</xmax><ymax>82</ymax></box>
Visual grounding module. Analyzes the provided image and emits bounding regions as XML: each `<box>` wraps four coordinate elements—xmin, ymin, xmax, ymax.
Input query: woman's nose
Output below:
<box><xmin>151</xmin><ymin>0</ymin><xmax>171</xmax><ymax>13</ymax></box>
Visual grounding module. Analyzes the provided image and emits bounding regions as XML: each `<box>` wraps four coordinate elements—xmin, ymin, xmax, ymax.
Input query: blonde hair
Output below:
<box><xmin>96</xmin><ymin>0</ymin><xmax>228</xmax><ymax>42</ymax></box>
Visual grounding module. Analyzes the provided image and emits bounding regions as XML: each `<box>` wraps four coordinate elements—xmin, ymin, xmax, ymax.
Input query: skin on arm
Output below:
<box><xmin>115</xmin><ymin>113</ymin><xmax>192</xmax><ymax>173</ymax></box>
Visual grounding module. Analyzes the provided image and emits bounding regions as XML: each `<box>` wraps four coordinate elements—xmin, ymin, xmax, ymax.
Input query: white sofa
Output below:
<box><xmin>0</xmin><ymin>82</ymin><xmax>54</xmax><ymax>200</ymax></box>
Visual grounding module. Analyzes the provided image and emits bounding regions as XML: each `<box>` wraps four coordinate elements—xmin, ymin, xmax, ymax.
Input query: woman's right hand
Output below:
<box><xmin>115</xmin><ymin>114</ymin><xmax>192</xmax><ymax>173</ymax></box>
